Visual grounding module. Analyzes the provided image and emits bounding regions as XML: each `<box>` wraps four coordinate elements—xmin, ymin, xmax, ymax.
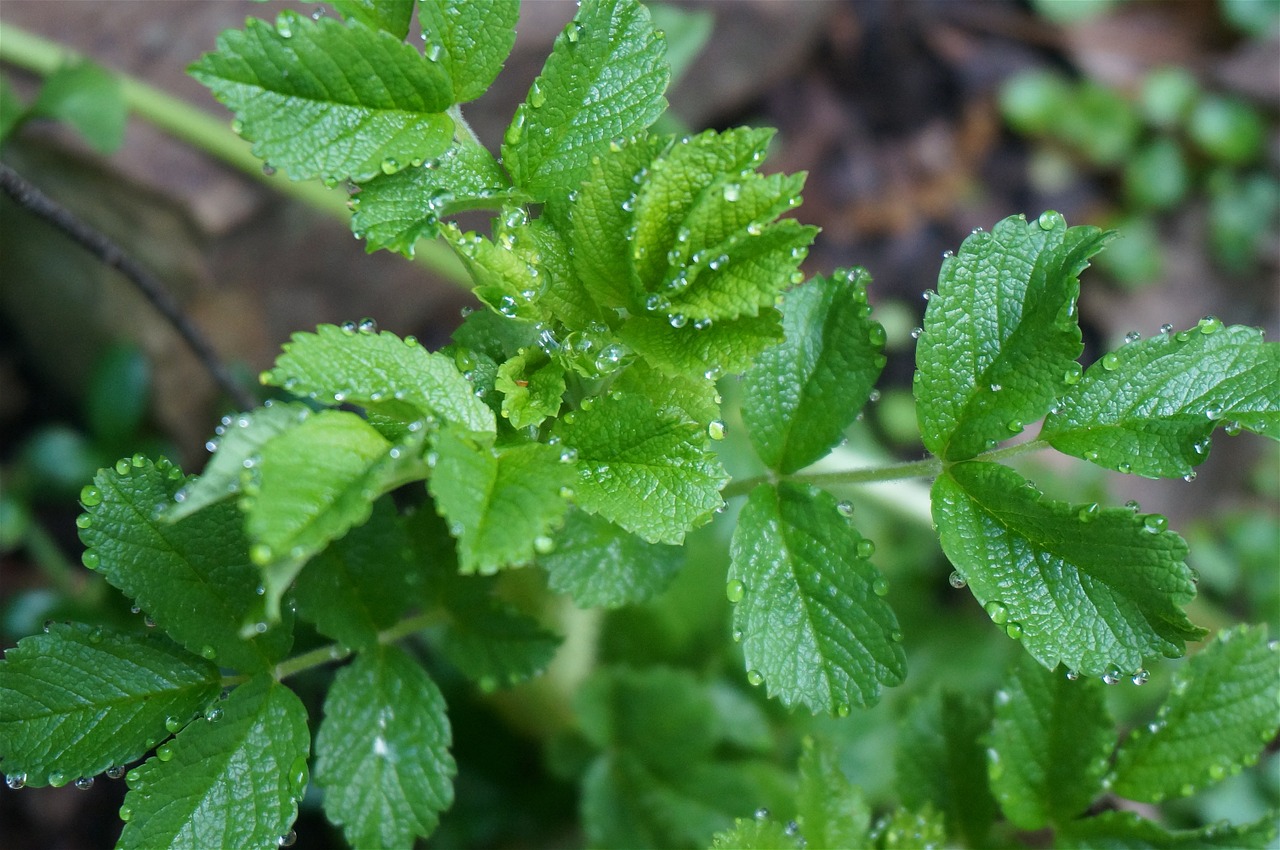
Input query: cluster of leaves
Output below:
<box><xmin>1000</xmin><ymin>49</ymin><xmax>1279</xmax><ymax>282</ymax></box>
<box><xmin>1</xmin><ymin>1</ymin><xmax>1278</xmax><ymax>849</ymax></box>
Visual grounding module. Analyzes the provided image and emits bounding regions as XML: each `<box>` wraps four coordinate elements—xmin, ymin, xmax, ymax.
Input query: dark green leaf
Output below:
<box><xmin>742</xmin><ymin>268</ymin><xmax>885</xmax><ymax>473</ymax></box>
<box><xmin>540</xmin><ymin>509</ymin><xmax>684</xmax><ymax>608</ymax></box>
<box><xmin>728</xmin><ymin>483</ymin><xmax>905</xmax><ymax>713</ymax></box>
<box><xmin>502</xmin><ymin>0</ymin><xmax>668</xmax><ymax>200</ymax></box>
<box><xmin>1042</xmin><ymin>322</ymin><xmax>1279</xmax><ymax>478</ymax></box>
<box><xmin>1111</xmin><ymin>625</ymin><xmax>1280</xmax><ymax>802</ymax></box>
<box><xmin>118</xmin><ymin>675</ymin><xmax>309</xmax><ymax>850</ymax></box>
<box><xmin>0</xmin><ymin>623</ymin><xmax>219</xmax><ymax>785</ymax></box>
<box><xmin>914</xmin><ymin>212</ymin><xmax>1112</xmax><ymax>460</ymax></box>
<box><xmin>314</xmin><ymin>645</ymin><xmax>455</xmax><ymax>850</ymax></box>
<box><xmin>437</xmin><ymin>591</ymin><xmax>560</xmax><ymax>689</ymax></box>
<box><xmin>1059</xmin><ymin>810</ymin><xmax>1278</xmax><ymax>849</ymax></box>
<box><xmin>332</xmin><ymin>0</ymin><xmax>414</xmax><ymax>39</ymax></box>
<box><xmin>189</xmin><ymin>13</ymin><xmax>453</xmax><ymax>182</ymax></box>
<box><xmin>418</xmin><ymin>0</ymin><xmax>519</xmax><ymax>103</ymax></box>
<box><xmin>932</xmin><ymin>462</ymin><xmax>1205</xmax><ymax>677</ymax></box>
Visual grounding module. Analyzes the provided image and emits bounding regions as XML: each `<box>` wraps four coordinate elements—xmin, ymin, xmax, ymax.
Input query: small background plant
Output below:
<box><xmin>0</xmin><ymin>2</ymin><xmax>1277</xmax><ymax>849</ymax></box>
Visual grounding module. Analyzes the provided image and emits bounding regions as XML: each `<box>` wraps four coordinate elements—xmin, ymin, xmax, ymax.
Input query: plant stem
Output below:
<box><xmin>270</xmin><ymin>609</ymin><xmax>443</xmax><ymax>681</ymax></box>
<box><xmin>0</xmin><ymin>23</ymin><xmax>469</xmax><ymax>287</ymax></box>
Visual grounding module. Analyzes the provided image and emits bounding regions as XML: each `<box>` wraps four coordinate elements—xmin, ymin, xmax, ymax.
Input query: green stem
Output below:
<box><xmin>270</xmin><ymin>609</ymin><xmax>444</xmax><ymax>682</ymax></box>
<box><xmin>0</xmin><ymin>23</ymin><xmax>469</xmax><ymax>286</ymax></box>
<box><xmin>979</xmin><ymin>437</ymin><xmax>1051</xmax><ymax>464</ymax></box>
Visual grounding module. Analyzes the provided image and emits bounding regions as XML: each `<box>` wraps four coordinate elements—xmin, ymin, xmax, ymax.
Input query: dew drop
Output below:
<box><xmin>948</xmin><ymin>571</ymin><xmax>967</xmax><ymax>589</ymax></box>
<box><xmin>1102</xmin><ymin>670</ymin><xmax>1122</xmax><ymax>685</ymax></box>
<box><xmin>707</xmin><ymin>420</ymin><xmax>727</xmax><ymax>441</ymax></box>
<box><xmin>1101</xmin><ymin>352</ymin><xmax>1121</xmax><ymax>371</ymax></box>
<box><xmin>1005</xmin><ymin>621</ymin><xmax>1024</xmax><ymax>640</ymax></box>
<box><xmin>279</xmin><ymin>831</ymin><xmax>298</xmax><ymax>848</ymax></box>
<box><xmin>119</xmin><ymin>805</ymin><xmax>132</xmax><ymax>822</ymax></box>
<box><xmin>1065</xmin><ymin>669</ymin><xmax>1079</xmax><ymax>681</ymax></box>
<box><xmin>75</xmin><ymin>776</ymin><xmax>95</xmax><ymax>791</ymax></box>
<box><xmin>746</xmin><ymin>670</ymin><xmax>764</xmax><ymax>687</ymax></box>
<box><xmin>836</xmin><ymin>500</ymin><xmax>854</xmax><ymax>519</ymax></box>
<box><xmin>1037</xmin><ymin>210</ymin><xmax>1062</xmax><ymax>230</ymax></box>
<box><xmin>872</xmin><ymin>578</ymin><xmax>890</xmax><ymax>597</ymax></box>
<box><xmin>668</xmin><ymin>313</ymin><xmax>688</xmax><ymax>329</ymax></box>
<box><xmin>533</xmin><ymin>535</ymin><xmax>555</xmax><ymax>556</ymax></box>
<box><xmin>6</xmin><ymin>774</ymin><xmax>26</xmax><ymax>790</ymax></box>
<box><xmin>1063</xmin><ymin>366</ymin><xmax>1082</xmax><ymax>385</ymax></box>
<box><xmin>725</xmin><ymin>579</ymin><xmax>745</xmax><ymax>603</ymax></box>
<box><xmin>1159</xmin><ymin>323</ymin><xmax>1173</xmax><ymax>334</ymax></box>
<box><xmin>754</xmin><ymin>807</ymin><xmax>770</xmax><ymax>821</ymax></box>
<box><xmin>867</xmin><ymin>325</ymin><xmax>887</xmax><ymax>347</ymax></box>
<box><xmin>984</xmin><ymin>600</ymin><xmax>1009</xmax><ymax>625</ymax></box>
<box><xmin>731</xmin><ymin>628</ymin><xmax>743</xmax><ymax>643</ymax></box>
<box><xmin>1123</xmin><ymin>330</ymin><xmax>1141</xmax><ymax>344</ymax></box>
<box><xmin>80</xmin><ymin>485</ymin><xmax>102</xmax><ymax>507</ymax></box>
<box><xmin>1197</xmin><ymin>315</ymin><xmax>1222</xmax><ymax>335</ymax></box>
<box><xmin>82</xmin><ymin>550</ymin><xmax>101</xmax><ymax>570</ymax></box>
<box><xmin>105</xmin><ymin>765</ymin><xmax>126</xmax><ymax>780</ymax></box>
<box><xmin>558</xmin><ymin>447</ymin><xmax>578</xmax><ymax>464</ymax></box>
<box><xmin>1131</xmin><ymin>669</ymin><xmax>1150</xmax><ymax>686</ymax></box>
<box><xmin>1142</xmin><ymin>514</ymin><xmax>1168</xmax><ymax>534</ymax></box>
<box><xmin>164</xmin><ymin>715</ymin><xmax>182</xmax><ymax>733</ymax></box>
<box><xmin>250</xmin><ymin>544</ymin><xmax>274</xmax><ymax>565</ymax></box>
<box><xmin>156</xmin><ymin>743</ymin><xmax>175</xmax><ymax>762</ymax></box>
<box><xmin>1077</xmin><ymin>503</ymin><xmax>1099</xmax><ymax>522</ymax></box>
<box><xmin>1007</xmin><ymin>419</ymin><xmax>1023</xmax><ymax>434</ymax></box>
<box><xmin>856</xmin><ymin>539</ymin><xmax>875</xmax><ymax>559</ymax></box>
<box><xmin>835</xmin><ymin>702</ymin><xmax>851</xmax><ymax>718</ymax></box>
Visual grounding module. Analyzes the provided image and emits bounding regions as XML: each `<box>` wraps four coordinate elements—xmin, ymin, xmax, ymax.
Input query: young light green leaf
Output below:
<box><xmin>1059</xmin><ymin>810</ymin><xmax>1279</xmax><ymax>849</ymax></box>
<box><xmin>553</xmin><ymin>391</ymin><xmax>728</xmax><ymax>544</ymax></box>
<box><xmin>502</xmin><ymin>0</ymin><xmax>669</xmax><ymax>200</ymax></box>
<box><xmin>795</xmin><ymin>736</ymin><xmax>872</xmax><ymax>849</ymax></box>
<box><xmin>914</xmin><ymin>212</ymin><xmax>1112</xmax><ymax>460</ymax></box>
<box><xmin>522</xmin><ymin>216</ymin><xmax>613</xmax><ymax>335</ymax></box>
<box><xmin>314</xmin><ymin>645</ymin><xmax>455</xmax><ymax>850</ymax></box>
<box><xmin>710</xmin><ymin>818</ymin><xmax>802</xmax><ymax>850</ymax></box>
<box><xmin>0</xmin><ymin>623</ymin><xmax>219</xmax><ymax>785</ymax></box>
<box><xmin>168</xmin><ymin>401</ymin><xmax>312</xmax><ymax>522</ymax></box>
<box><xmin>932</xmin><ymin>462</ymin><xmax>1206</xmax><ymax>677</ymax></box>
<box><xmin>437</xmin><ymin>593</ymin><xmax>560</xmax><ymax>689</ymax></box>
<box><xmin>188</xmin><ymin>12</ymin><xmax>453</xmax><ymax>182</ymax></box>
<box><xmin>31</xmin><ymin>59</ymin><xmax>126</xmax><ymax>154</ymax></box>
<box><xmin>1042</xmin><ymin>322</ymin><xmax>1279</xmax><ymax>478</ymax></box>
<box><xmin>427</xmin><ymin>427</ymin><xmax>572</xmax><ymax>573</ymax></box>
<box><xmin>418</xmin><ymin>0</ymin><xmax>519</xmax><ymax>103</ymax></box>
<box><xmin>351</xmin><ymin>140</ymin><xmax>512</xmax><ymax>257</ymax></box>
<box><xmin>495</xmin><ymin>348</ymin><xmax>566</xmax><ymax>429</ymax></box>
<box><xmin>539</xmin><ymin>509</ymin><xmax>684</xmax><ymax>608</ymax></box>
<box><xmin>1111</xmin><ymin>625</ymin><xmax>1280</xmax><ymax>802</ymax></box>
<box><xmin>291</xmin><ymin>498</ymin><xmax>417</xmax><ymax>650</ymax></box>
<box><xmin>79</xmin><ymin>457</ymin><xmax>292</xmax><ymax>672</ymax></box>
<box><xmin>619</xmin><ymin>310</ymin><xmax>784</xmax><ymax>380</ymax></box>
<box><xmin>875</xmin><ymin>803</ymin><xmax>948</xmax><ymax>850</ymax></box>
<box><xmin>986</xmin><ymin>652</ymin><xmax>1114</xmax><ymax>829</ymax></box>
<box><xmin>742</xmin><ymin>268</ymin><xmax>885</xmax><ymax>473</ymax></box>
<box><xmin>263</xmin><ymin>323</ymin><xmax>495</xmax><ymax>436</ymax></box>
<box><xmin>332</xmin><ymin>0</ymin><xmax>414</xmax><ymax>39</ymax></box>
<box><xmin>894</xmin><ymin>690</ymin><xmax>997</xmax><ymax>848</ymax></box>
<box><xmin>118</xmin><ymin>675</ymin><xmax>309</xmax><ymax>850</ymax></box>
<box><xmin>443</xmin><ymin>223</ymin><xmax>550</xmax><ymax>325</ymax></box>
<box><xmin>727</xmin><ymin>482</ymin><xmax>906</xmax><ymax>714</ymax></box>
<box><xmin>611</xmin><ymin>361</ymin><xmax>722</xmax><ymax>425</ymax></box>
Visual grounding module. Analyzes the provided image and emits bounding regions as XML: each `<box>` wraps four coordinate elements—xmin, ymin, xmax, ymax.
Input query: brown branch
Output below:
<box><xmin>0</xmin><ymin>160</ymin><xmax>257</xmax><ymax>411</ymax></box>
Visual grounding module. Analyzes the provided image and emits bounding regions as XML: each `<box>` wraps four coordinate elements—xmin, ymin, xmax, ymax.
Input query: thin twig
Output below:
<box><xmin>0</xmin><ymin>161</ymin><xmax>257</xmax><ymax>411</ymax></box>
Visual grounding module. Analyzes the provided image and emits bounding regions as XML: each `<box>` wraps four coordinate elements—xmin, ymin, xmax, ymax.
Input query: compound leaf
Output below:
<box><xmin>553</xmin><ymin>391</ymin><xmax>727</xmax><ymax>544</ymax></box>
<box><xmin>189</xmin><ymin>12</ymin><xmax>453</xmax><ymax>182</ymax></box>
<box><xmin>0</xmin><ymin>623</ymin><xmax>219</xmax><ymax>785</ymax></box>
<box><xmin>351</xmin><ymin>140</ymin><xmax>512</xmax><ymax>257</ymax></box>
<box><xmin>427</xmin><ymin>427</ymin><xmax>572</xmax><ymax>573</ymax></box>
<box><xmin>895</xmin><ymin>690</ymin><xmax>997</xmax><ymax>848</ymax></box>
<box><xmin>291</xmin><ymin>498</ymin><xmax>417</xmax><ymax>650</ymax></box>
<box><xmin>79</xmin><ymin>458</ymin><xmax>291</xmax><ymax>672</ymax></box>
<box><xmin>502</xmin><ymin>0</ymin><xmax>668</xmax><ymax>200</ymax></box>
<box><xmin>914</xmin><ymin>212</ymin><xmax>1112</xmax><ymax>460</ymax></box>
<box><xmin>932</xmin><ymin>462</ymin><xmax>1205</xmax><ymax>677</ymax></box>
<box><xmin>118</xmin><ymin>675</ymin><xmax>309</xmax><ymax>850</ymax></box>
<box><xmin>314</xmin><ymin>645</ymin><xmax>455</xmax><ymax>850</ymax></box>
<box><xmin>418</xmin><ymin>0</ymin><xmax>519</xmax><ymax>103</ymax></box>
<box><xmin>168</xmin><ymin>401</ymin><xmax>312</xmax><ymax>522</ymax></box>
<box><xmin>986</xmin><ymin>653</ymin><xmax>1113</xmax><ymax>829</ymax></box>
<box><xmin>742</xmin><ymin>268</ymin><xmax>885</xmax><ymax>473</ymax></box>
<box><xmin>728</xmin><ymin>483</ymin><xmax>905</xmax><ymax>714</ymax></box>
<box><xmin>332</xmin><ymin>0</ymin><xmax>414</xmax><ymax>39</ymax></box>
<box><xmin>539</xmin><ymin>509</ymin><xmax>684</xmax><ymax>608</ymax></box>
<box><xmin>1043</xmin><ymin>322</ymin><xmax>1279</xmax><ymax>478</ymax></box>
<box><xmin>1059</xmin><ymin>810</ymin><xmax>1279</xmax><ymax>849</ymax></box>
<box><xmin>1111</xmin><ymin>624</ymin><xmax>1280</xmax><ymax>802</ymax></box>
<box><xmin>264</xmin><ymin>324</ymin><xmax>495</xmax><ymax>435</ymax></box>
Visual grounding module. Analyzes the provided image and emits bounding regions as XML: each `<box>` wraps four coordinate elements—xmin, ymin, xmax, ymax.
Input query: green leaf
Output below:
<box><xmin>577</xmin><ymin>667</ymin><xmax>717</xmax><ymax>774</ymax></box>
<box><xmin>1111</xmin><ymin>624</ymin><xmax>1280</xmax><ymax>802</ymax></box>
<box><xmin>246</xmin><ymin>411</ymin><xmax>405</xmax><ymax>607</ymax></box>
<box><xmin>612</xmin><ymin>361</ymin><xmax>722</xmax><ymax>425</ymax></box>
<box><xmin>728</xmin><ymin>483</ymin><xmax>905</xmax><ymax>713</ymax></box>
<box><xmin>168</xmin><ymin>401</ymin><xmax>312</xmax><ymax>522</ymax></box>
<box><xmin>914</xmin><ymin>212</ymin><xmax>1112</xmax><ymax>460</ymax></box>
<box><xmin>86</xmin><ymin>341</ymin><xmax>150</xmax><ymax>446</ymax></box>
<box><xmin>619</xmin><ymin>310</ymin><xmax>784</xmax><ymax>380</ymax></box>
<box><xmin>314</xmin><ymin>645</ymin><xmax>455</xmax><ymax>850</ymax></box>
<box><xmin>31</xmin><ymin>59</ymin><xmax>126</xmax><ymax>154</ymax></box>
<box><xmin>79</xmin><ymin>457</ymin><xmax>292</xmax><ymax>672</ymax></box>
<box><xmin>332</xmin><ymin>0</ymin><xmax>414</xmax><ymax>39</ymax></box>
<box><xmin>0</xmin><ymin>623</ymin><xmax>219</xmax><ymax>785</ymax></box>
<box><xmin>985</xmin><ymin>652</ymin><xmax>1113</xmax><ymax>829</ymax></box>
<box><xmin>443</xmin><ymin>223</ymin><xmax>549</xmax><ymax>324</ymax></box>
<box><xmin>795</xmin><ymin>736</ymin><xmax>872</xmax><ymax>849</ymax></box>
<box><xmin>427</xmin><ymin>427</ymin><xmax>572</xmax><ymax>573</ymax></box>
<box><xmin>418</xmin><ymin>0</ymin><xmax>519</xmax><ymax>103</ymax></box>
<box><xmin>742</xmin><ymin>268</ymin><xmax>886</xmax><ymax>473</ymax></box>
<box><xmin>496</xmin><ymin>348</ymin><xmax>566</xmax><ymax>429</ymax></box>
<box><xmin>351</xmin><ymin>140</ymin><xmax>512</xmax><ymax>257</ymax></box>
<box><xmin>291</xmin><ymin>498</ymin><xmax>417</xmax><ymax>650</ymax></box>
<box><xmin>553</xmin><ymin>391</ymin><xmax>727</xmax><ymax>544</ymax></box>
<box><xmin>894</xmin><ymin>690</ymin><xmax>997</xmax><ymax>848</ymax></box>
<box><xmin>1058</xmin><ymin>810</ymin><xmax>1279</xmax><ymax>849</ymax></box>
<box><xmin>710</xmin><ymin>818</ymin><xmax>801</xmax><ymax>849</ymax></box>
<box><xmin>263</xmin><ymin>323</ymin><xmax>495</xmax><ymax>435</ymax></box>
<box><xmin>876</xmin><ymin>803</ymin><xmax>948</xmax><ymax>850</ymax></box>
<box><xmin>932</xmin><ymin>462</ymin><xmax>1205</xmax><ymax>677</ymax></box>
<box><xmin>118</xmin><ymin>675</ymin><xmax>309</xmax><ymax>850</ymax></box>
<box><xmin>189</xmin><ymin>12</ymin><xmax>453</xmax><ymax>182</ymax></box>
<box><xmin>0</xmin><ymin>74</ymin><xmax>26</xmax><ymax>141</ymax></box>
<box><xmin>1042</xmin><ymin>322</ymin><xmax>1279</xmax><ymax>478</ymax></box>
<box><xmin>437</xmin><ymin>589</ymin><xmax>560</xmax><ymax>689</ymax></box>
<box><xmin>502</xmin><ymin>0</ymin><xmax>669</xmax><ymax>200</ymax></box>
<box><xmin>539</xmin><ymin>509</ymin><xmax>684</xmax><ymax>608</ymax></box>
